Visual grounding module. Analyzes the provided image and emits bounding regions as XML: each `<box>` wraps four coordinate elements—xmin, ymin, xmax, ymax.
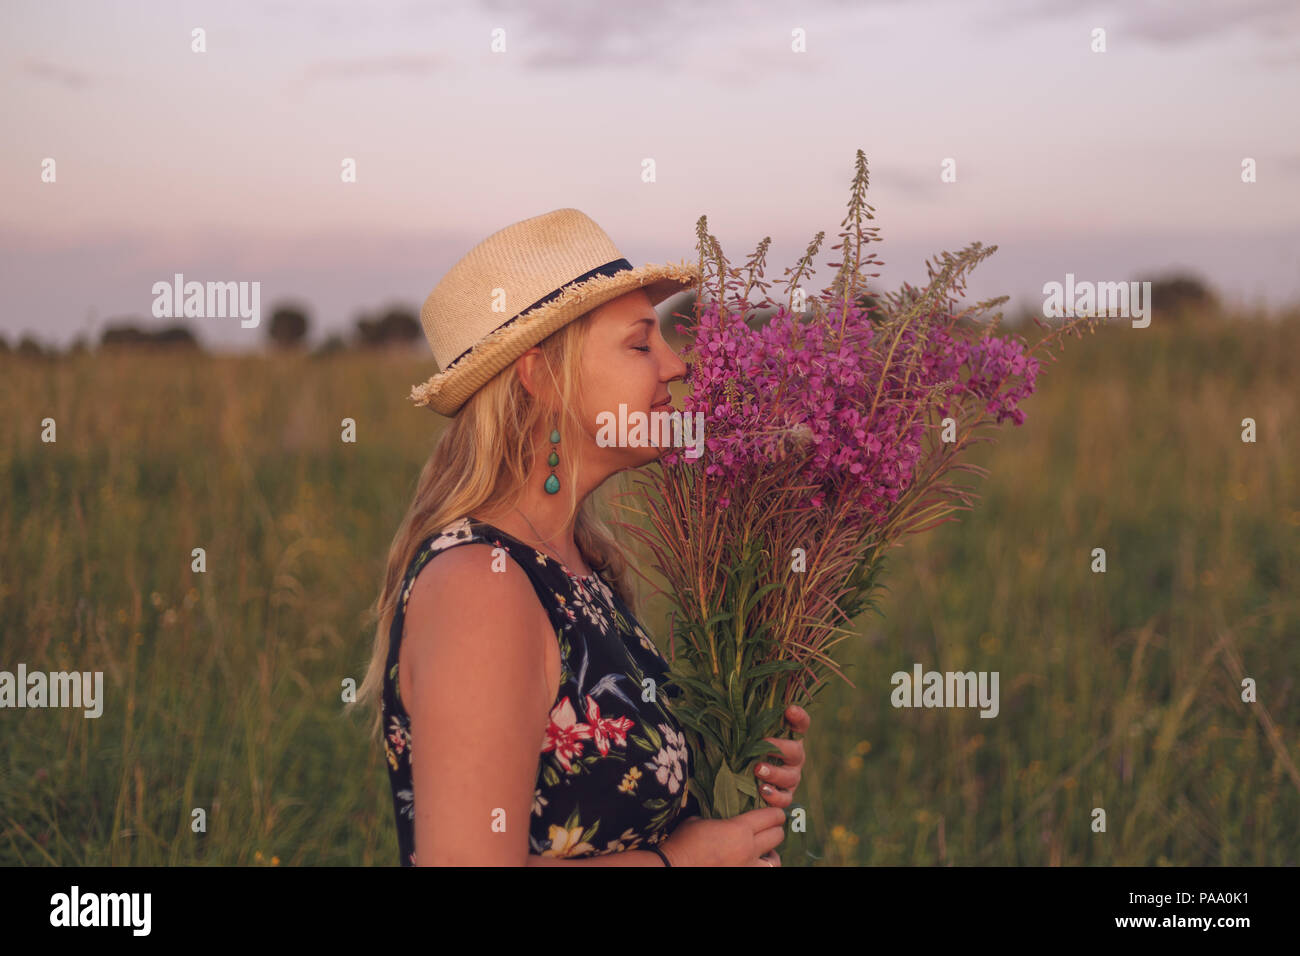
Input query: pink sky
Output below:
<box><xmin>3</xmin><ymin>0</ymin><xmax>1298</xmax><ymax>350</ymax></box>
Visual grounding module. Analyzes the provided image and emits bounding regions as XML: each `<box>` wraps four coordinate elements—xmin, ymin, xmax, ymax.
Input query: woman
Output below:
<box><xmin>357</xmin><ymin>208</ymin><xmax>811</xmax><ymax>866</ymax></box>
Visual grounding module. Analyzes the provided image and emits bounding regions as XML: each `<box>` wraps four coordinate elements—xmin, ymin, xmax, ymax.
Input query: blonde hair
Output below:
<box><xmin>355</xmin><ymin>309</ymin><xmax>642</xmax><ymax>742</ymax></box>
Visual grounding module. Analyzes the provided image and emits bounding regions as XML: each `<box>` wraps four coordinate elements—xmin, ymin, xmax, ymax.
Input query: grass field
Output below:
<box><xmin>2</xmin><ymin>308</ymin><xmax>1297</xmax><ymax>865</ymax></box>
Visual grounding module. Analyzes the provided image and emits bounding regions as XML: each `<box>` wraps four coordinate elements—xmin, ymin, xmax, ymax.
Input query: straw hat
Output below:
<box><xmin>410</xmin><ymin>208</ymin><xmax>701</xmax><ymax>416</ymax></box>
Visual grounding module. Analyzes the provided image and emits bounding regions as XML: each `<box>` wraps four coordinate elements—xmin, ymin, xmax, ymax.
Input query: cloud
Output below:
<box><xmin>467</xmin><ymin>0</ymin><xmax>1288</xmax><ymax>74</ymax></box>
<box><xmin>830</xmin><ymin>163</ymin><xmax>944</xmax><ymax>201</ymax></box>
<box><xmin>978</xmin><ymin>0</ymin><xmax>1300</xmax><ymax>46</ymax></box>
<box><xmin>22</xmin><ymin>58</ymin><xmax>93</xmax><ymax>90</ymax></box>
<box><xmin>1123</xmin><ymin>0</ymin><xmax>1300</xmax><ymax>45</ymax></box>
<box><xmin>480</xmin><ymin>0</ymin><xmax>700</xmax><ymax>69</ymax></box>
<box><xmin>877</xmin><ymin>165</ymin><xmax>945</xmax><ymax>199</ymax></box>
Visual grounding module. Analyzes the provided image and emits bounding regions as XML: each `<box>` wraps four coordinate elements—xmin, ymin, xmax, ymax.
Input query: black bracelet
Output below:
<box><xmin>649</xmin><ymin>844</ymin><xmax>672</xmax><ymax>867</ymax></box>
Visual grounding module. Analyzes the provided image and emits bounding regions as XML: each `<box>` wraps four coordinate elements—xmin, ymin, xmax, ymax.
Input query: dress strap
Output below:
<box><xmin>395</xmin><ymin>516</ymin><xmax>562</xmax><ymax>639</ymax></box>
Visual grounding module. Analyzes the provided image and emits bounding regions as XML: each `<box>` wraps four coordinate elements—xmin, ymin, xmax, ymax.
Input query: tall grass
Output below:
<box><xmin>1</xmin><ymin>309</ymin><xmax>1296</xmax><ymax>865</ymax></box>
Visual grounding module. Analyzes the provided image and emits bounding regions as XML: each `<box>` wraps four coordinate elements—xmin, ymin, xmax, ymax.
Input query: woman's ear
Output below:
<box><xmin>514</xmin><ymin>348</ymin><xmax>544</xmax><ymax>398</ymax></box>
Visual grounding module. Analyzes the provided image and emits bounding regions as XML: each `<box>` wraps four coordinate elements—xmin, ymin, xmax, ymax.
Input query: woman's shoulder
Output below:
<box><xmin>406</xmin><ymin>515</ymin><xmax>509</xmax><ymax>571</ymax></box>
<box><xmin>399</xmin><ymin>515</ymin><xmax>559</xmax><ymax>614</ymax></box>
<box><xmin>397</xmin><ymin>517</ymin><xmax>495</xmax><ymax>617</ymax></box>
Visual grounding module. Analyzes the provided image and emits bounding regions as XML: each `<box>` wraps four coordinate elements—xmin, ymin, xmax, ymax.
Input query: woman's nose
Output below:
<box><xmin>661</xmin><ymin>346</ymin><xmax>689</xmax><ymax>383</ymax></box>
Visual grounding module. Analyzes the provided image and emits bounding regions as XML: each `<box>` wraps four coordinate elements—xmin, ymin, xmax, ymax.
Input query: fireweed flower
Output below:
<box><xmin>660</xmin><ymin>298</ymin><xmax>1039</xmax><ymax>523</ymax></box>
<box><xmin>632</xmin><ymin>152</ymin><xmax>1097</xmax><ymax>819</ymax></box>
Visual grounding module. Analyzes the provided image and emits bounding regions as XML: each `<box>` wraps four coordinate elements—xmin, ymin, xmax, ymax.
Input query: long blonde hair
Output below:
<box><xmin>355</xmin><ymin>309</ymin><xmax>642</xmax><ymax>742</ymax></box>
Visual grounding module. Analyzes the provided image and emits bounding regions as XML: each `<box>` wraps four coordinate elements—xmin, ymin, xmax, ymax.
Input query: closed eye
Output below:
<box><xmin>633</xmin><ymin>345</ymin><xmax>651</xmax><ymax>352</ymax></box>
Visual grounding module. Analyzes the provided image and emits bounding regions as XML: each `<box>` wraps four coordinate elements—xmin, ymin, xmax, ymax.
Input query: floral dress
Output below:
<box><xmin>382</xmin><ymin>515</ymin><xmax>700</xmax><ymax>865</ymax></box>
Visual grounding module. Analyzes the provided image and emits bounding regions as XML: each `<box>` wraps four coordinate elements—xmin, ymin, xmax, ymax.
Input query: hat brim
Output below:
<box><xmin>409</xmin><ymin>260</ymin><xmax>700</xmax><ymax>416</ymax></box>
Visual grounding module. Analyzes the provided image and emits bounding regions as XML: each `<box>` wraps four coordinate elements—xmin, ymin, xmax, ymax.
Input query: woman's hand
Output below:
<box><xmin>657</xmin><ymin>705</ymin><xmax>809</xmax><ymax>867</ymax></box>
<box><xmin>659</xmin><ymin>807</ymin><xmax>787</xmax><ymax>866</ymax></box>
<box><xmin>750</xmin><ymin>704</ymin><xmax>808</xmax><ymax>867</ymax></box>
<box><xmin>754</xmin><ymin>704</ymin><xmax>810</xmax><ymax>810</ymax></box>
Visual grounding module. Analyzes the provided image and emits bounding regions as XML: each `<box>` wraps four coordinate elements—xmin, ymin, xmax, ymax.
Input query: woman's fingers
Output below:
<box><xmin>755</xmin><ymin>756</ymin><xmax>800</xmax><ymax>792</ymax></box>
<box><xmin>753</xmin><ymin>821</ymin><xmax>786</xmax><ymax>857</ymax></box>
<box><xmin>755</xmin><ymin>738</ymin><xmax>805</xmax><ymax>803</ymax></box>
<box><xmin>784</xmin><ymin>704</ymin><xmax>811</xmax><ymax>735</ymax></box>
<box><xmin>758</xmin><ymin>780</ymin><xmax>795</xmax><ymax>808</ymax></box>
<box><xmin>739</xmin><ymin>806</ymin><xmax>787</xmax><ymax>830</ymax></box>
<box><xmin>755</xmin><ymin>706</ymin><xmax>811</xmax><ymax>766</ymax></box>
<box><xmin>758</xmin><ymin>735</ymin><xmax>806</xmax><ymax>768</ymax></box>
<box><xmin>753</xmin><ymin>705</ymin><xmax>813</xmax><ymax>809</ymax></box>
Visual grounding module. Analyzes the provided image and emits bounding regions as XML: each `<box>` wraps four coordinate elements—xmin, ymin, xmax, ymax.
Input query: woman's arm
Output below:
<box><xmin>403</xmin><ymin>544</ymin><xmax>558</xmax><ymax>866</ymax></box>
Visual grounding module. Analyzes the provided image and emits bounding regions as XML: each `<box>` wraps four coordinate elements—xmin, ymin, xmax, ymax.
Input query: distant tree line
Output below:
<box><xmin>0</xmin><ymin>302</ymin><xmax>425</xmax><ymax>357</ymax></box>
<box><xmin>0</xmin><ymin>274</ymin><xmax>1239</xmax><ymax>357</ymax></box>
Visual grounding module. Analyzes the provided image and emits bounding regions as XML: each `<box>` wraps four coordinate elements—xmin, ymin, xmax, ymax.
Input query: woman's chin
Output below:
<box><xmin>622</xmin><ymin>444</ymin><xmax>664</xmax><ymax>467</ymax></box>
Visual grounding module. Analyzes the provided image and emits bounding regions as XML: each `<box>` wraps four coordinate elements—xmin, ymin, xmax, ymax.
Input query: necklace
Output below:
<box><xmin>513</xmin><ymin>506</ymin><xmax>585</xmax><ymax>575</ymax></box>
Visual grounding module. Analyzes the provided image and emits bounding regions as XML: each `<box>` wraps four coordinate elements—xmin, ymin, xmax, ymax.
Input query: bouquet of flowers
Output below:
<box><xmin>618</xmin><ymin>150</ymin><xmax>1100</xmax><ymax>818</ymax></box>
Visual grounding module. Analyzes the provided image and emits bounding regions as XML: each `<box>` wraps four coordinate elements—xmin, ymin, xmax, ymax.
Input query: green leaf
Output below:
<box><xmin>742</xmin><ymin>580</ymin><xmax>784</xmax><ymax>616</ymax></box>
<box><xmin>737</xmin><ymin>705</ymin><xmax>789</xmax><ymax>755</ymax></box>
<box><xmin>630</xmin><ymin>734</ymin><xmax>655</xmax><ymax>753</ymax></box>
<box><xmin>687</xmin><ymin>778</ymin><xmax>713</xmax><ymax>819</ymax></box>
<box><xmin>737</xmin><ymin>736</ymin><xmax>779</xmax><ymax>764</ymax></box>
<box><xmin>648</xmin><ymin>806</ymin><xmax>674</xmax><ymax>830</ymax></box>
<box><xmin>727</xmin><ymin>672</ymin><xmax>748</xmax><ymax>741</ymax></box>
<box><xmin>752</xmin><ymin>702</ymin><xmax>789</xmax><ymax>735</ymax></box>
<box><xmin>727</xmin><ymin>670</ymin><xmax>744</xmax><ymax>717</ymax></box>
<box><xmin>741</xmin><ymin>617</ymin><xmax>779</xmax><ymax>646</ymax></box>
<box><xmin>735</xmin><ymin>772</ymin><xmax>759</xmax><ymax>799</ymax></box>
<box><xmin>702</xmin><ymin>609</ymin><xmax>735</xmax><ymax>630</ymax></box>
<box><xmin>741</xmin><ymin>659</ymin><xmax>804</xmax><ymax>682</ymax></box>
<box><xmin>702</xmin><ymin>735</ymin><xmax>723</xmax><ymax>768</ymax></box>
<box><xmin>702</xmin><ymin>703</ymin><xmax>735</xmax><ymax>725</ymax></box>
<box><xmin>712</xmin><ymin>761</ymin><xmax>742</xmax><ymax>819</ymax></box>
<box><xmin>643</xmin><ymin>722</ymin><xmax>663</xmax><ymax>751</ymax></box>
<box><xmin>670</xmin><ymin>674</ymin><xmax>729</xmax><ymax>705</ymax></box>
<box><xmin>671</xmin><ymin>709</ymin><xmax>728</xmax><ymax>757</ymax></box>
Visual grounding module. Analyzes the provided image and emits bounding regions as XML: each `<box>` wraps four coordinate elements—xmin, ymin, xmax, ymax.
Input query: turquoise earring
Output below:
<box><xmin>544</xmin><ymin>424</ymin><xmax>560</xmax><ymax>495</ymax></box>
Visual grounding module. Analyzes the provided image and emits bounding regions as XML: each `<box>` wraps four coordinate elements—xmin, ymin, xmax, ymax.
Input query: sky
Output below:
<box><xmin>2</xmin><ymin>0</ymin><xmax>1298</xmax><ymax>351</ymax></box>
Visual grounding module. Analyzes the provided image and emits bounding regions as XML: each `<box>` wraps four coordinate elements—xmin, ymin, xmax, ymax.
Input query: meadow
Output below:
<box><xmin>1</xmin><ymin>306</ymin><xmax>1296</xmax><ymax>865</ymax></box>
